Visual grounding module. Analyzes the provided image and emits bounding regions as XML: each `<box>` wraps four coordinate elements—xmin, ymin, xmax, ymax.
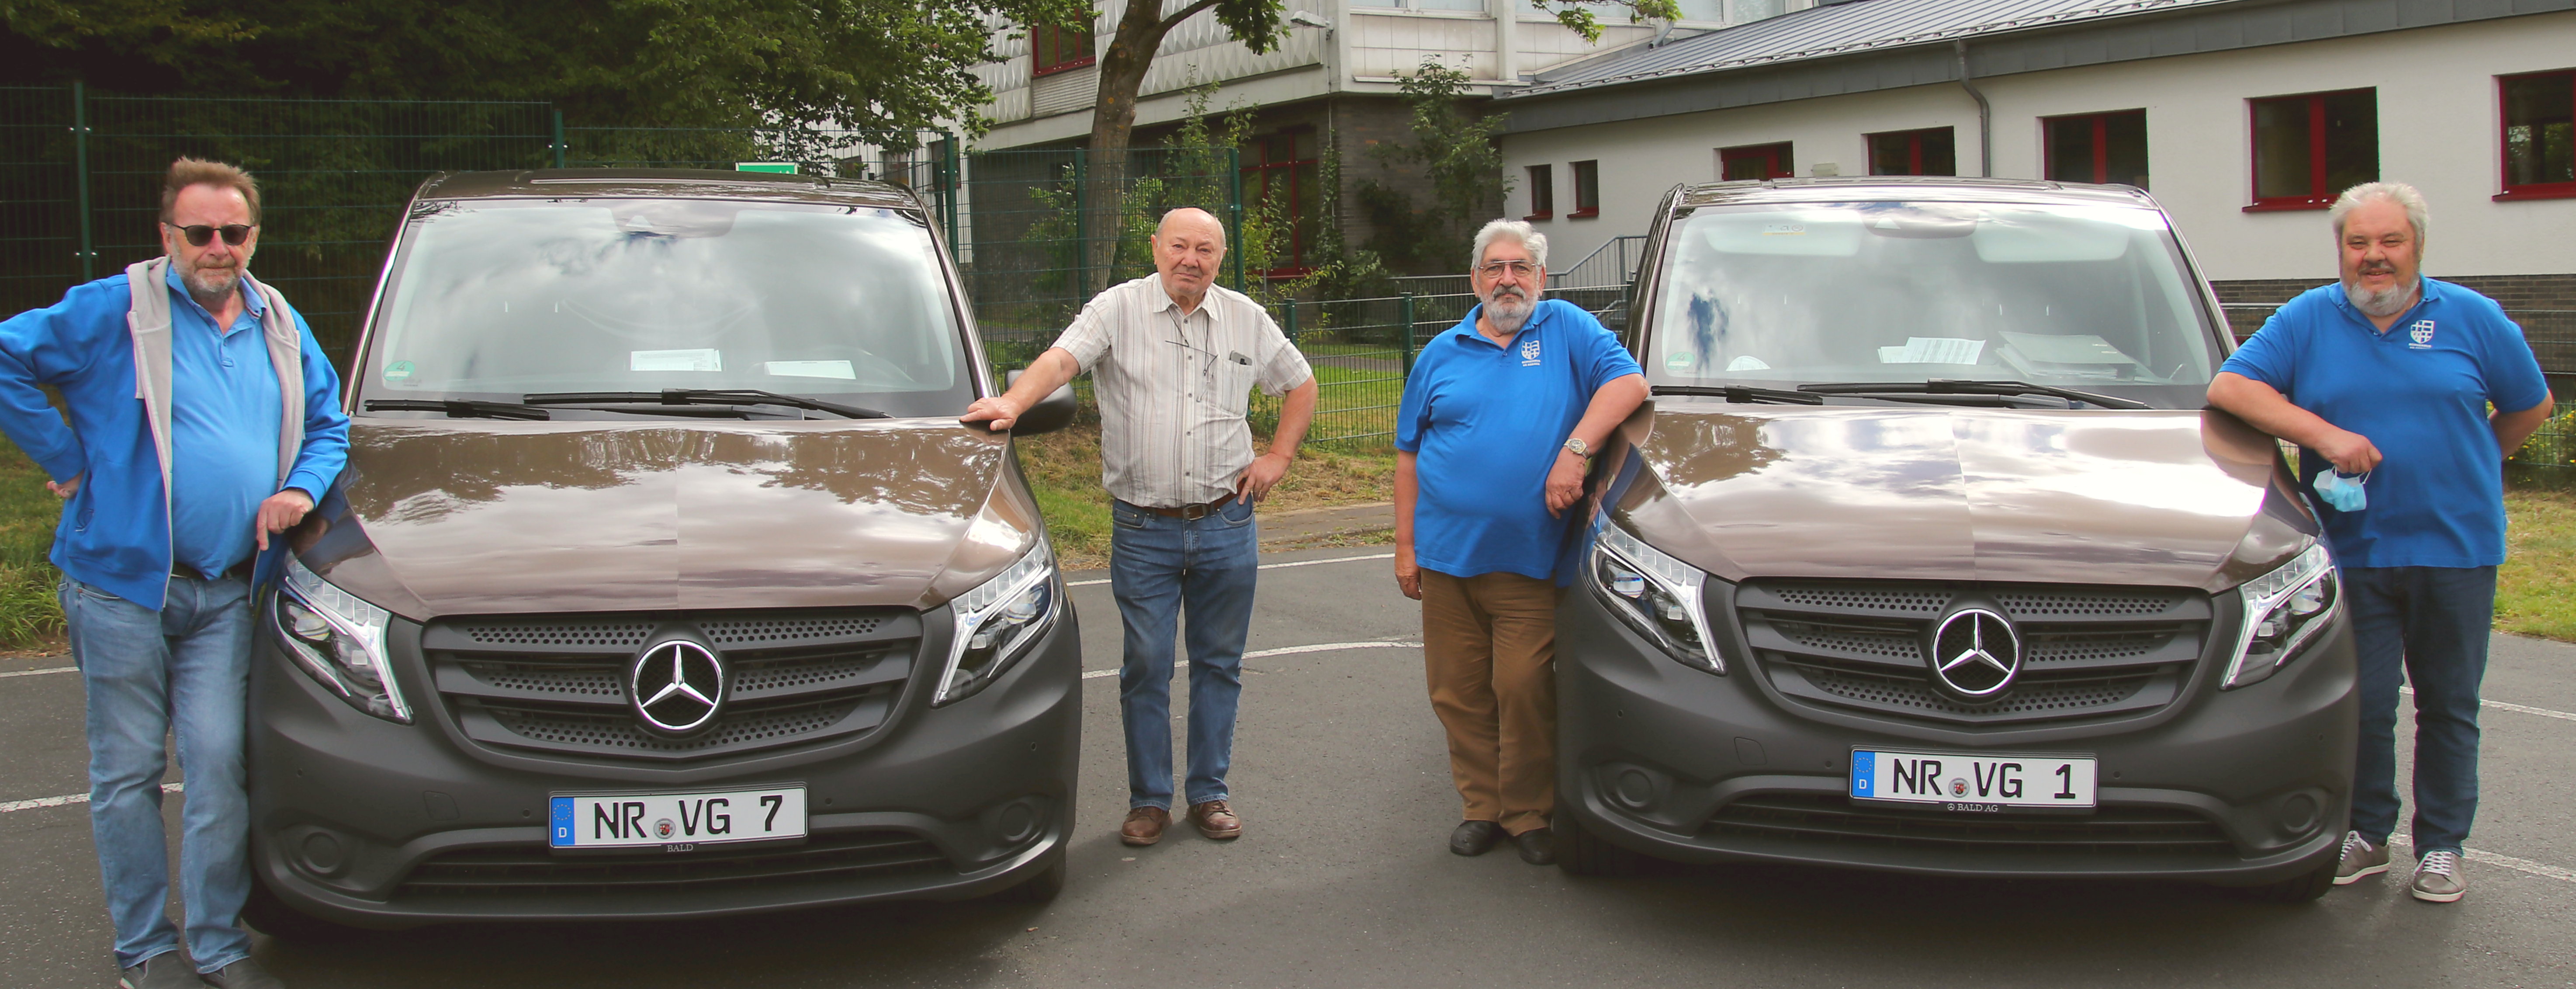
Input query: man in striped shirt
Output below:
<box><xmin>963</xmin><ymin>207</ymin><xmax>1316</xmax><ymax>847</ymax></box>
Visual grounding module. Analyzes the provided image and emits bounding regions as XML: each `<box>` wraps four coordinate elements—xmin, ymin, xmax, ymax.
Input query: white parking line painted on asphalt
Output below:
<box><xmin>1066</xmin><ymin>552</ymin><xmax>1395</xmax><ymax>588</ymax></box>
<box><xmin>0</xmin><ymin>666</ymin><xmax>73</xmax><ymax>679</ymax></box>
<box><xmin>2387</xmin><ymin>833</ymin><xmax>2576</xmax><ymax>885</ymax></box>
<box><xmin>0</xmin><ymin>782</ymin><xmax>181</xmax><ymax>815</ymax></box>
<box><xmin>1080</xmin><ymin>640</ymin><xmax>1421</xmax><ymax>679</ymax></box>
<box><xmin>2399</xmin><ymin>686</ymin><xmax>2576</xmax><ymax>723</ymax></box>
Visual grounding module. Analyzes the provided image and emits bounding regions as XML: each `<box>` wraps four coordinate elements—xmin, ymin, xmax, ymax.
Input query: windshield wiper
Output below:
<box><xmin>1651</xmin><ymin>384</ymin><xmax>1823</xmax><ymax>405</ymax></box>
<box><xmin>1796</xmin><ymin>379</ymin><xmax>2150</xmax><ymax>411</ymax></box>
<box><xmin>519</xmin><ymin>388</ymin><xmax>890</xmax><ymax>419</ymax></box>
<box><xmin>364</xmin><ymin>399</ymin><xmax>552</xmax><ymax>421</ymax></box>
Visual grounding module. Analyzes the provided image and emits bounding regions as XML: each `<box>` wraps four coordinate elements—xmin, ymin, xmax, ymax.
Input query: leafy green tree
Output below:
<box><xmin>1359</xmin><ymin>59</ymin><xmax>1509</xmax><ymax>274</ymax></box>
<box><xmin>2</xmin><ymin>0</ymin><xmax>1088</xmax><ymax>138</ymax></box>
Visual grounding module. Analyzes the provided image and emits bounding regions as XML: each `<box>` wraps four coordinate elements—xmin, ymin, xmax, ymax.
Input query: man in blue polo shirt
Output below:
<box><xmin>2209</xmin><ymin>182</ymin><xmax>2553</xmax><ymax>905</ymax></box>
<box><xmin>1394</xmin><ymin>220</ymin><xmax>1646</xmax><ymax>865</ymax></box>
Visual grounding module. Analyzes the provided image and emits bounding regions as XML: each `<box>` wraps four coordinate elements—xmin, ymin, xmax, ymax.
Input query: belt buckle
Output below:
<box><xmin>1180</xmin><ymin>502</ymin><xmax>1212</xmax><ymax>521</ymax></box>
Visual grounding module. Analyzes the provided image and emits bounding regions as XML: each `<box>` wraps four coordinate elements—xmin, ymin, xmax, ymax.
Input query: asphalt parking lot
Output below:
<box><xmin>3</xmin><ymin>543</ymin><xmax>2572</xmax><ymax>988</ymax></box>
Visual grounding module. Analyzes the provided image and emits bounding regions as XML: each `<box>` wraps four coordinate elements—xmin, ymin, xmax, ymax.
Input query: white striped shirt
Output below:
<box><xmin>1053</xmin><ymin>276</ymin><xmax>1312</xmax><ymax>508</ymax></box>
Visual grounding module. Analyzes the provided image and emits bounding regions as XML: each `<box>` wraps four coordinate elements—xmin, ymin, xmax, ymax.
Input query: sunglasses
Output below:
<box><xmin>166</xmin><ymin>223</ymin><xmax>254</xmax><ymax>247</ymax></box>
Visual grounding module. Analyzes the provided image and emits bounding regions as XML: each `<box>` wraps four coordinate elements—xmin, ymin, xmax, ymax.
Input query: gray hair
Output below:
<box><xmin>1471</xmin><ymin>219</ymin><xmax>1548</xmax><ymax>270</ymax></box>
<box><xmin>2329</xmin><ymin>181</ymin><xmax>2429</xmax><ymax>251</ymax></box>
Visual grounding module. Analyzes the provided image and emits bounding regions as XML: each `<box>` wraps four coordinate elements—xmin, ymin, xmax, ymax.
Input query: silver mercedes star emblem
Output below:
<box><xmin>630</xmin><ymin>639</ymin><xmax>726</xmax><ymax>734</ymax></box>
<box><xmin>1929</xmin><ymin>608</ymin><xmax>2021</xmax><ymax>699</ymax></box>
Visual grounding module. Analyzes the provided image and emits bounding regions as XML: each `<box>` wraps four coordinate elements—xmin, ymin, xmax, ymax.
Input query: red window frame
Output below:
<box><xmin>2042</xmin><ymin>109</ymin><xmax>2147</xmax><ymax>187</ymax></box>
<box><xmin>1719</xmin><ymin>142</ymin><xmax>1793</xmax><ymax>181</ymax></box>
<box><xmin>2498</xmin><ymin>69</ymin><xmax>2576</xmax><ymax>201</ymax></box>
<box><xmin>1864</xmin><ymin>128</ymin><xmax>1956</xmax><ymax>176</ymax></box>
<box><xmin>2245</xmin><ymin>88</ymin><xmax>2376</xmax><ymax>212</ymax></box>
<box><xmin>1525</xmin><ymin>164</ymin><xmax>1555</xmax><ymax>221</ymax></box>
<box><xmin>1032</xmin><ymin>22</ymin><xmax>1095</xmax><ymax>77</ymax></box>
<box><xmin>1241</xmin><ymin>128</ymin><xmax>1319</xmax><ymax>278</ymax></box>
<box><xmin>1569</xmin><ymin>160</ymin><xmax>1600</xmax><ymax>218</ymax></box>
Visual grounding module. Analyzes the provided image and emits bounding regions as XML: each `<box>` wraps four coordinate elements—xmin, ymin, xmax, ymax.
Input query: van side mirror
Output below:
<box><xmin>1003</xmin><ymin>368</ymin><xmax>1078</xmax><ymax>437</ymax></box>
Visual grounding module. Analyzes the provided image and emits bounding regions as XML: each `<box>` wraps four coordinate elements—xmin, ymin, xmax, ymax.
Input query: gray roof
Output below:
<box><xmin>1504</xmin><ymin>0</ymin><xmax>2237</xmax><ymax>100</ymax></box>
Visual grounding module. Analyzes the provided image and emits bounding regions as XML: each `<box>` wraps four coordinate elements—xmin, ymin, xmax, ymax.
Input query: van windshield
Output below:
<box><xmin>360</xmin><ymin>199</ymin><xmax>970</xmax><ymax>417</ymax></box>
<box><xmin>1650</xmin><ymin>201</ymin><xmax>2224</xmax><ymax>406</ymax></box>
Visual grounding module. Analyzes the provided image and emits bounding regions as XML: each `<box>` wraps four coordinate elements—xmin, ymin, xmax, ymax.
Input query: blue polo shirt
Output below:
<box><xmin>1398</xmin><ymin>299</ymin><xmax>1643</xmax><ymax>581</ymax></box>
<box><xmin>164</xmin><ymin>266</ymin><xmax>287</xmax><ymax>579</ymax></box>
<box><xmin>2219</xmin><ymin>277</ymin><xmax>2549</xmax><ymax>569</ymax></box>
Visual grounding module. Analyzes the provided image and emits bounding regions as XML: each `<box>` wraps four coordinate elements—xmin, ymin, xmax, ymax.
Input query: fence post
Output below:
<box><xmin>1399</xmin><ymin>292</ymin><xmax>1416</xmax><ymax>375</ymax></box>
<box><xmin>71</xmin><ymin>82</ymin><xmax>95</xmax><ymax>281</ymax></box>
<box><xmin>1283</xmin><ymin>297</ymin><xmax>1298</xmax><ymax>343</ymax></box>
<box><xmin>1071</xmin><ymin>149</ymin><xmax>1087</xmax><ymax>300</ymax></box>
<box><xmin>551</xmin><ymin>110</ymin><xmax>566</xmax><ymax>168</ymax></box>
<box><xmin>942</xmin><ymin>132</ymin><xmax>961</xmax><ymax>262</ymax></box>
<box><xmin>1226</xmin><ymin>147</ymin><xmax>1244</xmax><ymax>292</ymax></box>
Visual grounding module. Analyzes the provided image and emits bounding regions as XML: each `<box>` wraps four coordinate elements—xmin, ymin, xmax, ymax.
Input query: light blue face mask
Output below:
<box><xmin>2313</xmin><ymin>470</ymin><xmax>2369</xmax><ymax>512</ymax></box>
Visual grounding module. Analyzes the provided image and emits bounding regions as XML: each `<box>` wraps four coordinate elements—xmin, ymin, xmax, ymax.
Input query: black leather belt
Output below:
<box><xmin>1134</xmin><ymin>494</ymin><xmax>1236</xmax><ymax>520</ymax></box>
<box><xmin>173</xmin><ymin>561</ymin><xmax>253</xmax><ymax>582</ymax></box>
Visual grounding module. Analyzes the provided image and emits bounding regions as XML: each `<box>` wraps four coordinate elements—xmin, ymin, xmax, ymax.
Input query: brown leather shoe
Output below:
<box><xmin>1120</xmin><ymin>806</ymin><xmax>1171</xmax><ymax>846</ymax></box>
<box><xmin>1188</xmin><ymin>799</ymin><xmax>1243</xmax><ymax>840</ymax></box>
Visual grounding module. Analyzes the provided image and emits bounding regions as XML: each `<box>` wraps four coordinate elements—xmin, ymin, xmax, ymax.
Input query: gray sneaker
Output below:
<box><xmin>2334</xmin><ymin>830</ymin><xmax>2390</xmax><ymax>885</ymax></box>
<box><xmin>117</xmin><ymin>954</ymin><xmax>203</xmax><ymax>989</ymax></box>
<box><xmin>199</xmin><ymin>958</ymin><xmax>286</xmax><ymax>989</ymax></box>
<box><xmin>2411</xmin><ymin>849</ymin><xmax>2466</xmax><ymax>903</ymax></box>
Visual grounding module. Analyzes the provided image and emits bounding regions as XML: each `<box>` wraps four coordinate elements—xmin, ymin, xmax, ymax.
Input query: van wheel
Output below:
<box><xmin>242</xmin><ymin>877</ymin><xmax>360</xmax><ymax>941</ymax></box>
<box><xmin>1557</xmin><ymin>813</ymin><xmax>1643</xmax><ymax>877</ymax></box>
<box><xmin>2237</xmin><ymin>856</ymin><xmax>2337</xmax><ymax>903</ymax></box>
<box><xmin>999</xmin><ymin>848</ymin><xmax>1067</xmax><ymax>904</ymax></box>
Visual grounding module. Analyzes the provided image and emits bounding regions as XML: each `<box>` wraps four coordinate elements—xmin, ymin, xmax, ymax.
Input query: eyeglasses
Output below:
<box><xmin>166</xmin><ymin>223</ymin><xmax>254</xmax><ymax>247</ymax></box>
<box><xmin>1474</xmin><ymin>260</ymin><xmax>1537</xmax><ymax>279</ymax></box>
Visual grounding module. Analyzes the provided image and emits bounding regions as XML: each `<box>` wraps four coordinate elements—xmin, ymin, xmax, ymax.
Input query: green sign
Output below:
<box><xmin>735</xmin><ymin>162</ymin><xmax>798</xmax><ymax>174</ymax></box>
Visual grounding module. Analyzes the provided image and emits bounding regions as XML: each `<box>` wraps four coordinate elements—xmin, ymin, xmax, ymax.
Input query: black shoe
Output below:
<box><xmin>118</xmin><ymin>954</ymin><xmax>204</xmax><ymax>989</ymax></box>
<box><xmin>201</xmin><ymin>958</ymin><xmax>286</xmax><ymax>989</ymax></box>
<box><xmin>1514</xmin><ymin>827</ymin><xmax>1557</xmax><ymax>865</ymax></box>
<box><xmin>1449</xmin><ymin>820</ymin><xmax>1503</xmax><ymax>857</ymax></box>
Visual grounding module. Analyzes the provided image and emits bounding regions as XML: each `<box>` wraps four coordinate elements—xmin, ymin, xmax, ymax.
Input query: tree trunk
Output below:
<box><xmin>1081</xmin><ymin>0</ymin><xmax>1219</xmax><ymax>294</ymax></box>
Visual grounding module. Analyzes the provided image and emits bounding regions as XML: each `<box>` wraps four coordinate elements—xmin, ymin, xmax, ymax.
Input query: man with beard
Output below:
<box><xmin>0</xmin><ymin>159</ymin><xmax>345</xmax><ymax>987</ymax></box>
<box><xmin>963</xmin><ymin>207</ymin><xmax>1316</xmax><ymax>846</ymax></box>
<box><xmin>1393</xmin><ymin>220</ymin><xmax>1646</xmax><ymax>864</ymax></box>
<box><xmin>2209</xmin><ymin>182</ymin><xmax>2553</xmax><ymax>904</ymax></box>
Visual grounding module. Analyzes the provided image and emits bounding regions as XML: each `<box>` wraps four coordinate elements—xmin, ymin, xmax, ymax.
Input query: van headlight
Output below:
<box><xmin>1589</xmin><ymin>522</ymin><xmax>1723</xmax><ymax>675</ymax></box>
<box><xmin>2223</xmin><ymin>542</ymin><xmax>2340</xmax><ymax>689</ymax></box>
<box><xmin>933</xmin><ymin>541</ymin><xmax>1059</xmax><ymax>706</ymax></box>
<box><xmin>275</xmin><ymin>557</ymin><xmax>411</xmax><ymax>723</ymax></box>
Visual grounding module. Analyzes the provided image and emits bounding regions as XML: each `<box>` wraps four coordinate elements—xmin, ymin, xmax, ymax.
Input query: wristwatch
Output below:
<box><xmin>1562</xmin><ymin>436</ymin><xmax>1590</xmax><ymax>458</ymax></box>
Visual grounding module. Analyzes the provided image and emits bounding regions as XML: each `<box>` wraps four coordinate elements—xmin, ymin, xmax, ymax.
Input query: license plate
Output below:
<box><xmin>549</xmin><ymin>785</ymin><xmax>807</xmax><ymax>849</ymax></box>
<box><xmin>1850</xmin><ymin>750</ymin><xmax>2096</xmax><ymax>811</ymax></box>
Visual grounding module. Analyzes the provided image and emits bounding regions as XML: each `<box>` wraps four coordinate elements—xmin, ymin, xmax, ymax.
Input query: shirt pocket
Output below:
<box><xmin>1205</xmin><ymin>351</ymin><xmax>1257</xmax><ymax>417</ymax></box>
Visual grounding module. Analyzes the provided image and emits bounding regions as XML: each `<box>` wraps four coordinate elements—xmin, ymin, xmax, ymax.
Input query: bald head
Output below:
<box><xmin>1153</xmin><ymin>207</ymin><xmax>1228</xmax><ymax>309</ymax></box>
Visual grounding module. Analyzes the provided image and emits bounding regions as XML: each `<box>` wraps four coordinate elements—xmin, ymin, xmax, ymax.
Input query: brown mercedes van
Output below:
<box><xmin>1560</xmin><ymin>178</ymin><xmax>2355</xmax><ymax>901</ymax></box>
<box><xmin>245</xmin><ymin>170</ymin><xmax>1082</xmax><ymax>931</ymax></box>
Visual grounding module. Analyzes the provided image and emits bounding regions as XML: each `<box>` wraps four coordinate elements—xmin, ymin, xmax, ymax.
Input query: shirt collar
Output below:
<box><xmin>1450</xmin><ymin>298</ymin><xmax>1553</xmax><ymax>349</ymax></box>
<box><xmin>1149</xmin><ymin>275</ymin><xmax>1212</xmax><ymax>319</ymax></box>
<box><xmin>163</xmin><ymin>263</ymin><xmax>264</xmax><ymax>325</ymax></box>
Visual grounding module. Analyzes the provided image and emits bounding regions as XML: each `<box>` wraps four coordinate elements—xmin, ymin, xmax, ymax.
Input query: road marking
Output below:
<box><xmin>1066</xmin><ymin>552</ymin><xmax>1395</xmax><ymax>588</ymax></box>
<box><xmin>0</xmin><ymin>782</ymin><xmax>182</xmax><ymax>815</ymax></box>
<box><xmin>1080</xmin><ymin>640</ymin><xmax>1420</xmax><ymax>679</ymax></box>
<box><xmin>2399</xmin><ymin>686</ymin><xmax>2576</xmax><ymax>723</ymax></box>
<box><xmin>0</xmin><ymin>666</ymin><xmax>73</xmax><ymax>679</ymax></box>
<box><xmin>2387</xmin><ymin>833</ymin><xmax>2576</xmax><ymax>885</ymax></box>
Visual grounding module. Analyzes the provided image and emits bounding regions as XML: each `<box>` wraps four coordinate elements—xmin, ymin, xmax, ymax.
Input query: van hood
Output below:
<box><xmin>297</xmin><ymin>420</ymin><xmax>1038</xmax><ymax>621</ymax></box>
<box><xmin>1611</xmin><ymin>405</ymin><xmax>2315</xmax><ymax>593</ymax></box>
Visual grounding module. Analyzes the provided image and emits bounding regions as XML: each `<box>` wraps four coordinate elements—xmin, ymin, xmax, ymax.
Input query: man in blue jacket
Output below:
<box><xmin>0</xmin><ymin>159</ymin><xmax>347</xmax><ymax>989</ymax></box>
<box><xmin>2209</xmin><ymin>182</ymin><xmax>2553</xmax><ymax>906</ymax></box>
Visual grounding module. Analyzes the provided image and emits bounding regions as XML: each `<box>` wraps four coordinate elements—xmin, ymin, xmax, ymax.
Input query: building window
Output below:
<box><xmin>2500</xmin><ymin>70</ymin><xmax>2576</xmax><ymax>200</ymax></box>
<box><xmin>2044</xmin><ymin>110</ymin><xmax>2149</xmax><ymax>188</ymax></box>
<box><xmin>1570</xmin><ymin>160</ymin><xmax>1600</xmax><ymax>218</ymax></box>
<box><xmin>2247</xmin><ymin>89</ymin><xmax>2376</xmax><ymax>211</ymax></box>
<box><xmin>1526</xmin><ymin>164</ymin><xmax>1554</xmax><ymax>220</ymax></box>
<box><xmin>1241</xmin><ymin>128</ymin><xmax>1320</xmax><ymax>277</ymax></box>
<box><xmin>1719</xmin><ymin>142</ymin><xmax>1793</xmax><ymax>181</ymax></box>
<box><xmin>1032</xmin><ymin>21</ymin><xmax>1094</xmax><ymax>76</ymax></box>
<box><xmin>1866</xmin><ymin>128</ymin><xmax>1956</xmax><ymax>176</ymax></box>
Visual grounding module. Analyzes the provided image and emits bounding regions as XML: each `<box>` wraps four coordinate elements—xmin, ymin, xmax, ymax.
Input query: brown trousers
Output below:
<box><xmin>1420</xmin><ymin>569</ymin><xmax>1565</xmax><ymax>836</ymax></box>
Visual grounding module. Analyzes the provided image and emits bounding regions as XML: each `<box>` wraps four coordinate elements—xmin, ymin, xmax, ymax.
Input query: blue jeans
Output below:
<box><xmin>1110</xmin><ymin>497</ymin><xmax>1259</xmax><ymax>810</ymax></box>
<box><xmin>2346</xmin><ymin>565</ymin><xmax>2495</xmax><ymax>855</ymax></box>
<box><xmin>62</xmin><ymin>573</ymin><xmax>256</xmax><ymax>973</ymax></box>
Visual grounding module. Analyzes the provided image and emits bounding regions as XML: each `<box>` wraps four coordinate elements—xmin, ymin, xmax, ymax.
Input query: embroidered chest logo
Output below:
<box><xmin>1520</xmin><ymin>337</ymin><xmax>1542</xmax><ymax>367</ymax></box>
<box><xmin>2408</xmin><ymin>319</ymin><xmax>2437</xmax><ymax>350</ymax></box>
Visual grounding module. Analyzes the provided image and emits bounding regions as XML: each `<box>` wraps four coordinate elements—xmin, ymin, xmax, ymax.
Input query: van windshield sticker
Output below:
<box><xmin>764</xmin><ymin>360</ymin><xmax>859</xmax><ymax>380</ymax></box>
<box><xmin>631</xmin><ymin>349</ymin><xmax>723</xmax><ymax>372</ymax></box>
<box><xmin>1878</xmin><ymin>337</ymin><xmax>1985</xmax><ymax>365</ymax></box>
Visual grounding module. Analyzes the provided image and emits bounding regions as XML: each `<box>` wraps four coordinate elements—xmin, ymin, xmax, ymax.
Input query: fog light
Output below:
<box><xmin>297</xmin><ymin>830</ymin><xmax>346</xmax><ymax>877</ymax></box>
<box><xmin>996</xmin><ymin>802</ymin><xmax>1039</xmax><ymax>845</ymax></box>
<box><xmin>1613</xmin><ymin>769</ymin><xmax>1658</xmax><ymax>811</ymax></box>
<box><xmin>2276</xmin><ymin>792</ymin><xmax>2321</xmax><ymax>838</ymax></box>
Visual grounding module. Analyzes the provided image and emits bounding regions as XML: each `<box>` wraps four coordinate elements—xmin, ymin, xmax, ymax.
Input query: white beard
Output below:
<box><xmin>2343</xmin><ymin>276</ymin><xmax>2418</xmax><ymax>318</ymax></box>
<box><xmin>1483</xmin><ymin>292</ymin><xmax>1534</xmax><ymax>333</ymax></box>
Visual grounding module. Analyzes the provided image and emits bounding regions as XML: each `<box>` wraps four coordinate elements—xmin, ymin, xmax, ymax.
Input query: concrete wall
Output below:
<box><xmin>1500</xmin><ymin>10</ymin><xmax>2576</xmax><ymax>287</ymax></box>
